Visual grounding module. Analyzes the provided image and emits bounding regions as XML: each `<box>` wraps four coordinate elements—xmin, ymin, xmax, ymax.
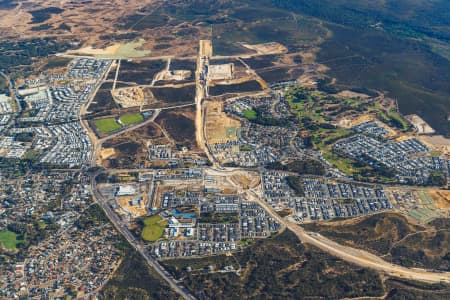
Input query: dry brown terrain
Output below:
<box><xmin>101</xmin><ymin>122</ymin><xmax>166</xmax><ymax>168</ymax></box>
<box><xmin>240</xmin><ymin>42</ymin><xmax>287</xmax><ymax>55</ymax></box>
<box><xmin>229</xmin><ymin>173</ymin><xmax>260</xmax><ymax>189</ymax></box>
<box><xmin>155</xmin><ymin>106</ymin><xmax>198</xmax><ymax>149</ymax></box>
<box><xmin>405</xmin><ymin>114</ymin><xmax>435</xmax><ymax>134</ymax></box>
<box><xmin>430</xmin><ymin>190</ymin><xmax>450</xmax><ymax>210</ymax></box>
<box><xmin>0</xmin><ymin>0</ymin><xmax>206</xmax><ymax>58</ymax></box>
<box><xmin>112</xmin><ymin>86</ymin><xmax>154</xmax><ymax>108</ymax></box>
<box><xmin>0</xmin><ymin>1</ymin><xmax>154</xmax><ymax>41</ymax></box>
<box><xmin>117</xmin><ymin>195</ymin><xmax>148</xmax><ymax>217</ymax></box>
<box><xmin>205</xmin><ymin>101</ymin><xmax>241</xmax><ymax>144</ymax></box>
<box><xmin>99</xmin><ymin>147</ymin><xmax>116</xmax><ymax>160</ymax></box>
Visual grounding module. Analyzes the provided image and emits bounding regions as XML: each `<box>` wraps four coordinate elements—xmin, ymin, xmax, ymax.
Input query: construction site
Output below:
<box><xmin>204</xmin><ymin>101</ymin><xmax>241</xmax><ymax>162</ymax></box>
<box><xmin>112</xmin><ymin>86</ymin><xmax>155</xmax><ymax>108</ymax></box>
<box><xmin>388</xmin><ymin>188</ymin><xmax>450</xmax><ymax>223</ymax></box>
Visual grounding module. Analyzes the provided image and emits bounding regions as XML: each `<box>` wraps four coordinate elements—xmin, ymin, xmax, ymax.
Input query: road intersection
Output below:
<box><xmin>83</xmin><ymin>40</ymin><xmax>450</xmax><ymax>300</ymax></box>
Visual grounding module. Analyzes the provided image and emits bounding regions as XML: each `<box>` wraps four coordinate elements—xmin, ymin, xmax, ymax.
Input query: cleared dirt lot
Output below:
<box><xmin>0</xmin><ymin>0</ymin><xmax>158</xmax><ymax>44</ymax></box>
<box><xmin>430</xmin><ymin>190</ymin><xmax>450</xmax><ymax>210</ymax></box>
<box><xmin>240</xmin><ymin>42</ymin><xmax>287</xmax><ymax>55</ymax></box>
<box><xmin>205</xmin><ymin>101</ymin><xmax>241</xmax><ymax>144</ymax></box>
<box><xmin>112</xmin><ymin>86</ymin><xmax>156</xmax><ymax>108</ymax></box>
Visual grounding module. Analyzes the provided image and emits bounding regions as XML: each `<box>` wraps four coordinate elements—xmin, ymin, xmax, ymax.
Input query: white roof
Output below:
<box><xmin>117</xmin><ymin>185</ymin><xmax>136</xmax><ymax>195</ymax></box>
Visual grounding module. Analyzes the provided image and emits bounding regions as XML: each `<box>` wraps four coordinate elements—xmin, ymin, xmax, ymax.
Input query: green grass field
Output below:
<box><xmin>387</xmin><ymin>110</ymin><xmax>409</xmax><ymax>131</ymax></box>
<box><xmin>243</xmin><ymin>109</ymin><xmax>257</xmax><ymax>120</ymax></box>
<box><xmin>322</xmin><ymin>151</ymin><xmax>357</xmax><ymax>175</ymax></box>
<box><xmin>0</xmin><ymin>230</ymin><xmax>20</xmax><ymax>250</ymax></box>
<box><xmin>94</xmin><ymin>118</ymin><xmax>122</xmax><ymax>134</ymax></box>
<box><xmin>141</xmin><ymin>215</ymin><xmax>168</xmax><ymax>242</ymax></box>
<box><xmin>119</xmin><ymin>113</ymin><xmax>144</xmax><ymax>126</ymax></box>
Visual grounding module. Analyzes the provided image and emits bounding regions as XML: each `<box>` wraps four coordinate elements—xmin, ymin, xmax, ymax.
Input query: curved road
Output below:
<box><xmin>91</xmin><ymin>173</ymin><xmax>196</xmax><ymax>300</ymax></box>
<box><xmin>192</xmin><ymin>41</ymin><xmax>450</xmax><ymax>285</ymax></box>
<box><xmin>79</xmin><ymin>62</ymin><xmax>197</xmax><ymax>299</ymax></box>
<box><xmin>83</xmin><ymin>38</ymin><xmax>450</xmax><ymax>300</ymax></box>
<box><xmin>290</xmin><ymin>225</ymin><xmax>450</xmax><ymax>284</ymax></box>
<box><xmin>244</xmin><ymin>189</ymin><xmax>450</xmax><ymax>284</ymax></box>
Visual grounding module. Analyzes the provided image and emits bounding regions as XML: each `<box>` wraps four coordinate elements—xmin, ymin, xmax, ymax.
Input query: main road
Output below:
<box><xmin>90</xmin><ymin>172</ymin><xmax>196</xmax><ymax>300</ymax></box>
<box><xmin>190</xmin><ymin>41</ymin><xmax>450</xmax><ymax>284</ymax></box>
<box><xmin>85</xmin><ymin>38</ymin><xmax>449</xmax><ymax>299</ymax></box>
<box><xmin>195</xmin><ymin>40</ymin><xmax>218</xmax><ymax>167</ymax></box>
<box><xmin>79</xmin><ymin>62</ymin><xmax>197</xmax><ymax>299</ymax></box>
<box><xmin>243</xmin><ymin>189</ymin><xmax>450</xmax><ymax>284</ymax></box>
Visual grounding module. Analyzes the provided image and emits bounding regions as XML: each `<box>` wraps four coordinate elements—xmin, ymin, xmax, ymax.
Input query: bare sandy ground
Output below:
<box><xmin>0</xmin><ymin>0</ymin><xmax>157</xmax><ymax>39</ymax></box>
<box><xmin>420</xmin><ymin>135</ymin><xmax>450</xmax><ymax>155</ymax></box>
<box><xmin>67</xmin><ymin>39</ymin><xmax>151</xmax><ymax>59</ymax></box>
<box><xmin>422</xmin><ymin>135</ymin><xmax>450</xmax><ymax>146</ymax></box>
<box><xmin>335</xmin><ymin>90</ymin><xmax>370</xmax><ymax>99</ymax></box>
<box><xmin>75</xmin><ymin>44</ymin><xmax>122</xmax><ymax>56</ymax></box>
<box><xmin>241</xmin><ymin>42</ymin><xmax>287</xmax><ymax>55</ymax></box>
<box><xmin>405</xmin><ymin>114</ymin><xmax>435</xmax><ymax>134</ymax></box>
<box><xmin>429</xmin><ymin>190</ymin><xmax>450</xmax><ymax>209</ymax></box>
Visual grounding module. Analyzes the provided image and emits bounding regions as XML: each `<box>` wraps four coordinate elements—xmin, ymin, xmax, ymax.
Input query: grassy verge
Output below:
<box><xmin>322</xmin><ymin>151</ymin><xmax>358</xmax><ymax>175</ymax></box>
<box><xmin>387</xmin><ymin>110</ymin><xmax>409</xmax><ymax>131</ymax></box>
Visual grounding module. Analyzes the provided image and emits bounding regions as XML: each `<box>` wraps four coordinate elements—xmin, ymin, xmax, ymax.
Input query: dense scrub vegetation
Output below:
<box><xmin>163</xmin><ymin>229</ymin><xmax>385</xmax><ymax>299</ymax></box>
<box><xmin>209</xmin><ymin>81</ymin><xmax>262</xmax><ymax>96</ymax></box>
<box><xmin>385</xmin><ymin>278</ymin><xmax>450</xmax><ymax>300</ymax></box>
<box><xmin>303</xmin><ymin>213</ymin><xmax>450</xmax><ymax>271</ymax></box>
<box><xmin>266</xmin><ymin>159</ymin><xmax>326</xmax><ymax>176</ymax></box>
<box><xmin>101</xmin><ymin>249</ymin><xmax>180</xmax><ymax>299</ymax></box>
<box><xmin>0</xmin><ymin>38</ymin><xmax>72</xmax><ymax>76</ymax></box>
<box><xmin>118</xmin><ymin>60</ymin><xmax>166</xmax><ymax>85</ymax></box>
<box><xmin>156</xmin><ymin>108</ymin><xmax>196</xmax><ymax>147</ymax></box>
<box><xmin>316</xmin><ymin>24</ymin><xmax>450</xmax><ymax>136</ymax></box>
<box><xmin>271</xmin><ymin>0</ymin><xmax>450</xmax><ymax>41</ymax></box>
<box><xmin>88</xmin><ymin>82</ymin><xmax>118</xmax><ymax>115</ymax></box>
<box><xmin>0</xmin><ymin>0</ymin><xmax>17</xmax><ymax>9</ymax></box>
<box><xmin>0</xmin><ymin>75</ymin><xmax>8</xmax><ymax>94</ymax></box>
<box><xmin>265</xmin><ymin>0</ymin><xmax>450</xmax><ymax>136</ymax></box>
<box><xmin>74</xmin><ymin>204</ymin><xmax>109</xmax><ymax>230</ymax></box>
<box><xmin>286</xmin><ymin>176</ymin><xmax>304</xmax><ymax>196</ymax></box>
<box><xmin>29</xmin><ymin>7</ymin><xmax>64</xmax><ymax>24</ymax></box>
<box><xmin>150</xmin><ymin>86</ymin><xmax>196</xmax><ymax>104</ymax></box>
